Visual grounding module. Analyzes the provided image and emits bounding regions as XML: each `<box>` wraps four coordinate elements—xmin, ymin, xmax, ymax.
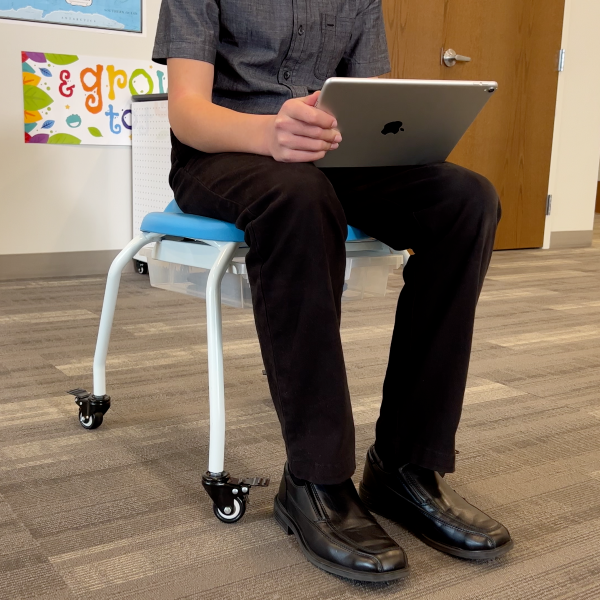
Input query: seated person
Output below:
<box><xmin>152</xmin><ymin>0</ymin><xmax>512</xmax><ymax>582</ymax></box>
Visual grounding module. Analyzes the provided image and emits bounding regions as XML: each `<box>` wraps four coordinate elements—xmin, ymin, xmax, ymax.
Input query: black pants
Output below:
<box><xmin>170</xmin><ymin>132</ymin><xmax>501</xmax><ymax>484</ymax></box>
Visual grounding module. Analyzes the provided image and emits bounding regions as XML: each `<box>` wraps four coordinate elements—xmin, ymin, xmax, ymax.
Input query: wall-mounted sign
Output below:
<box><xmin>0</xmin><ymin>0</ymin><xmax>142</xmax><ymax>33</ymax></box>
<box><xmin>22</xmin><ymin>51</ymin><xmax>168</xmax><ymax>146</ymax></box>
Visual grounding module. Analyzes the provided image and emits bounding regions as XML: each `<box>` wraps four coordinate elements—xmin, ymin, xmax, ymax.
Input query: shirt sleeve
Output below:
<box><xmin>152</xmin><ymin>0</ymin><xmax>220</xmax><ymax>66</ymax></box>
<box><xmin>337</xmin><ymin>0</ymin><xmax>391</xmax><ymax>77</ymax></box>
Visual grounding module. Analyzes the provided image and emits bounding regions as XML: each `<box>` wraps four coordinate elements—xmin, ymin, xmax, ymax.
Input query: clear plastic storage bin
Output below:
<box><xmin>343</xmin><ymin>256</ymin><xmax>402</xmax><ymax>299</ymax></box>
<box><xmin>148</xmin><ymin>254</ymin><xmax>402</xmax><ymax>308</ymax></box>
<box><xmin>148</xmin><ymin>258</ymin><xmax>253</xmax><ymax>308</ymax></box>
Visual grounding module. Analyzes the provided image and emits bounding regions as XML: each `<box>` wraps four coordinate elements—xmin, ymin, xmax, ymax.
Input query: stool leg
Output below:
<box><xmin>92</xmin><ymin>233</ymin><xmax>162</xmax><ymax>396</ymax></box>
<box><xmin>204</xmin><ymin>242</ymin><xmax>239</xmax><ymax>475</ymax></box>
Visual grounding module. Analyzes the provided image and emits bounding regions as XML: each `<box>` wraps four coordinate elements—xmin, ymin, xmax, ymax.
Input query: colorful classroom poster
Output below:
<box><xmin>22</xmin><ymin>51</ymin><xmax>168</xmax><ymax>146</ymax></box>
<box><xmin>0</xmin><ymin>0</ymin><xmax>142</xmax><ymax>33</ymax></box>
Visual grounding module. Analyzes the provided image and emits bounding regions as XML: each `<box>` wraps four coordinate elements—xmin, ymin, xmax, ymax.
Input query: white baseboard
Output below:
<box><xmin>549</xmin><ymin>230</ymin><xmax>593</xmax><ymax>249</ymax></box>
<box><xmin>0</xmin><ymin>250</ymin><xmax>133</xmax><ymax>281</ymax></box>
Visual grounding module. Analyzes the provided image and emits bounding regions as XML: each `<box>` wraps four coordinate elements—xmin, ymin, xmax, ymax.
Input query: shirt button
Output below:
<box><xmin>283</xmin><ymin>70</ymin><xmax>291</xmax><ymax>80</ymax></box>
<box><xmin>298</xmin><ymin>25</ymin><xmax>305</xmax><ymax>35</ymax></box>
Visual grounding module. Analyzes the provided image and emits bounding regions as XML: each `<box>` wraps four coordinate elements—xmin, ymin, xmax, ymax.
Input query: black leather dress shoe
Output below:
<box><xmin>359</xmin><ymin>446</ymin><xmax>513</xmax><ymax>560</ymax></box>
<box><xmin>274</xmin><ymin>463</ymin><xmax>409</xmax><ymax>582</ymax></box>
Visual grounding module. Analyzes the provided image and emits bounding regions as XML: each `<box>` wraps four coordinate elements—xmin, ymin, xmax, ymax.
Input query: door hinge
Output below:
<box><xmin>546</xmin><ymin>194</ymin><xmax>553</xmax><ymax>216</ymax></box>
<box><xmin>558</xmin><ymin>49</ymin><xmax>566</xmax><ymax>72</ymax></box>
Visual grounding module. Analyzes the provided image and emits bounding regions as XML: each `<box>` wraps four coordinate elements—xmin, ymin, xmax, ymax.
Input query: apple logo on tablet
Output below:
<box><xmin>382</xmin><ymin>121</ymin><xmax>405</xmax><ymax>135</ymax></box>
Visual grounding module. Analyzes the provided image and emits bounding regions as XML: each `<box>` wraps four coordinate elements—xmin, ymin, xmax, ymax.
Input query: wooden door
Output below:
<box><xmin>382</xmin><ymin>0</ymin><xmax>565</xmax><ymax>249</ymax></box>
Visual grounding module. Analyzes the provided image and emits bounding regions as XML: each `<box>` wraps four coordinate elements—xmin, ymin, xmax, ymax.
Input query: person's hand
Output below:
<box><xmin>265</xmin><ymin>91</ymin><xmax>342</xmax><ymax>163</ymax></box>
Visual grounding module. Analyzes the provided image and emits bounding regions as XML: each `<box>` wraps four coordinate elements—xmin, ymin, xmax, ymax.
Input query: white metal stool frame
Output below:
<box><xmin>70</xmin><ymin>229</ymin><xmax>408</xmax><ymax>522</ymax></box>
<box><xmin>91</xmin><ymin>233</ymin><xmax>242</xmax><ymax>472</ymax></box>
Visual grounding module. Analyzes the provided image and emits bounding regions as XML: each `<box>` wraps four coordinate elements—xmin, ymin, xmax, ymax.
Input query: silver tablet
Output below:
<box><xmin>314</xmin><ymin>78</ymin><xmax>498</xmax><ymax>168</ymax></box>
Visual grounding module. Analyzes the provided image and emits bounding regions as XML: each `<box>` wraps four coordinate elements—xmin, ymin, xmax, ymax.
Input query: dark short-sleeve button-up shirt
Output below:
<box><xmin>152</xmin><ymin>0</ymin><xmax>391</xmax><ymax>115</ymax></box>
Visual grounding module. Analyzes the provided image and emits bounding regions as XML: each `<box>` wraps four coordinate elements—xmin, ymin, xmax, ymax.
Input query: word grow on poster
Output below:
<box><xmin>22</xmin><ymin>50</ymin><xmax>168</xmax><ymax>146</ymax></box>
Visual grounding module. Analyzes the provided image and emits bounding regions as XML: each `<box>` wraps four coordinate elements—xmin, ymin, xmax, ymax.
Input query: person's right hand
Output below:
<box><xmin>265</xmin><ymin>91</ymin><xmax>342</xmax><ymax>163</ymax></box>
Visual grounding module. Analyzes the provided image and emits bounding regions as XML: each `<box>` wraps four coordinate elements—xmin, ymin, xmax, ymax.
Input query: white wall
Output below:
<box><xmin>544</xmin><ymin>0</ymin><xmax>600</xmax><ymax>246</ymax></box>
<box><xmin>0</xmin><ymin>0</ymin><xmax>161</xmax><ymax>256</ymax></box>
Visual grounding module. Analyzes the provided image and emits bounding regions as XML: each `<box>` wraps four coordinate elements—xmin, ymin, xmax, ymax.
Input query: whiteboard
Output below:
<box><xmin>131</xmin><ymin>99</ymin><xmax>173</xmax><ymax>261</ymax></box>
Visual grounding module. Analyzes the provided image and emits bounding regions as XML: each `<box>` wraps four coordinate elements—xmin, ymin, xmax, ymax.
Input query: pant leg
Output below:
<box><xmin>322</xmin><ymin>162</ymin><xmax>501</xmax><ymax>473</ymax></box>
<box><xmin>169</xmin><ymin>136</ymin><xmax>355</xmax><ymax>483</ymax></box>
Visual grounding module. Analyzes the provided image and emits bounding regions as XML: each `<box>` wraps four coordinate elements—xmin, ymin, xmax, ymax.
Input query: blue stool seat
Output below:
<box><xmin>141</xmin><ymin>200</ymin><xmax>370</xmax><ymax>242</ymax></box>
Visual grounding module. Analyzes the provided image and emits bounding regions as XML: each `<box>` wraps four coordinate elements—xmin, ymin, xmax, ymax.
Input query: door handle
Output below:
<box><xmin>442</xmin><ymin>48</ymin><xmax>472</xmax><ymax>67</ymax></box>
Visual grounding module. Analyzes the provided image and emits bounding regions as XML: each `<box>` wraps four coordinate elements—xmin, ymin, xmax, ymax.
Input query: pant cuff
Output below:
<box><xmin>288</xmin><ymin>457</ymin><xmax>356</xmax><ymax>485</ymax></box>
<box><xmin>374</xmin><ymin>441</ymin><xmax>456</xmax><ymax>474</ymax></box>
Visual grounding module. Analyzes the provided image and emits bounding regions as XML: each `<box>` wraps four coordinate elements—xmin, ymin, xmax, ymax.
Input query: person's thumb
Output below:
<box><xmin>300</xmin><ymin>91</ymin><xmax>321</xmax><ymax>107</ymax></box>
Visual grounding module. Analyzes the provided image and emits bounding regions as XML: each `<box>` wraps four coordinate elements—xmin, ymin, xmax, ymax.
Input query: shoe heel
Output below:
<box><xmin>358</xmin><ymin>482</ymin><xmax>377</xmax><ymax>510</ymax></box>
<box><xmin>273</xmin><ymin>498</ymin><xmax>293</xmax><ymax>535</ymax></box>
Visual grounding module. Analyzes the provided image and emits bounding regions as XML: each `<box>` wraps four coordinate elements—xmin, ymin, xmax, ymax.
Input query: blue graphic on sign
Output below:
<box><xmin>0</xmin><ymin>0</ymin><xmax>142</xmax><ymax>33</ymax></box>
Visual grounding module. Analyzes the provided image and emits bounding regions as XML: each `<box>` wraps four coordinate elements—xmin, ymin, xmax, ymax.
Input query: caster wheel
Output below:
<box><xmin>213</xmin><ymin>497</ymin><xmax>246</xmax><ymax>523</ymax></box>
<box><xmin>135</xmin><ymin>260</ymin><xmax>148</xmax><ymax>275</ymax></box>
<box><xmin>79</xmin><ymin>410</ymin><xmax>103</xmax><ymax>430</ymax></box>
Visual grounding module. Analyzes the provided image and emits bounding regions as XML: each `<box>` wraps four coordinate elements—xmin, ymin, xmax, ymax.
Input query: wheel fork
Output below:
<box><xmin>202</xmin><ymin>471</ymin><xmax>270</xmax><ymax>520</ymax></box>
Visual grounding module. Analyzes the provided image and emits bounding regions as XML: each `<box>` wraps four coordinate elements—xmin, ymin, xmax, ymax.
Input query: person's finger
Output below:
<box><xmin>280</xmin><ymin>118</ymin><xmax>342</xmax><ymax>143</ymax></box>
<box><xmin>276</xmin><ymin>148</ymin><xmax>328</xmax><ymax>163</ymax></box>
<box><xmin>279</xmin><ymin>132</ymin><xmax>335</xmax><ymax>152</ymax></box>
<box><xmin>297</xmin><ymin>91</ymin><xmax>338</xmax><ymax>126</ymax></box>
<box><xmin>285</xmin><ymin>101</ymin><xmax>337</xmax><ymax>129</ymax></box>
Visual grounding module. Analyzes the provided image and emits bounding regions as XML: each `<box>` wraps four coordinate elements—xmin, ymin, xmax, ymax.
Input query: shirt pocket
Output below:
<box><xmin>314</xmin><ymin>14</ymin><xmax>355</xmax><ymax>80</ymax></box>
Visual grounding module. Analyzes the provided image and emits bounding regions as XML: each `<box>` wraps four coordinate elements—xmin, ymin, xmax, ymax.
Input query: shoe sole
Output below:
<box><xmin>273</xmin><ymin>495</ymin><xmax>410</xmax><ymax>582</ymax></box>
<box><xmin>359</xmin><ymin>483</ymin><xmax>514</xmax><ymax>561</ymax></box>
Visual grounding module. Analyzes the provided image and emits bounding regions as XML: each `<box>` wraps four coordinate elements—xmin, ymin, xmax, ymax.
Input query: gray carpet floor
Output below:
<box><xmin>1</xmin><ymin>216</ymin><xmax>599</xmax><ymax>600</ymax></box>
